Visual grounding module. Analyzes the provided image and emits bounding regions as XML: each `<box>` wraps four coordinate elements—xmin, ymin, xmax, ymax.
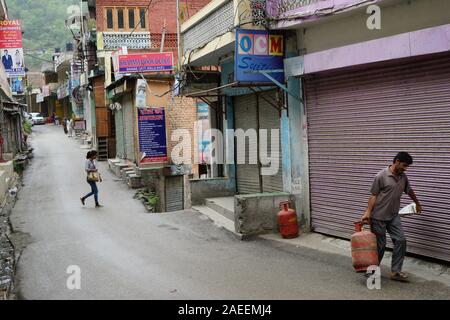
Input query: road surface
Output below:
<box><xmin>10</xmin><ymin>125</ymin><xmax>450</xmax><ymax>299</ymax></box>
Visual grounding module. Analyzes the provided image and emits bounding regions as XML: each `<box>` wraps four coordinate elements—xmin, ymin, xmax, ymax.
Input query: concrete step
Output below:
<box><xmin>205</xmin><ymin>198</ymin><xmax>234</xmax><ymax>221</ymax></box>
<box><xmin>192</xmin><ymin>206</ymin><xmax>245</xmax><ymax>240</ymax></box>
<box><xmin>127</xmin><ymin>174</ymin><xmax>143</xmax><ymax>189</ymax></box>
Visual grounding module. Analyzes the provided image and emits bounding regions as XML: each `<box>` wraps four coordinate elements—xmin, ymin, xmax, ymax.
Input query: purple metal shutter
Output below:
<box><xmin>305</xmin><ymin>54</ymin><xmax>450</xmax><ymax>262</ymax></box>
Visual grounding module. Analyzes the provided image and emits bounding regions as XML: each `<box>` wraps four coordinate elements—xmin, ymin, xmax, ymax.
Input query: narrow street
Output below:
<box><xmin>9</xmin><ymin>125</ymin><xmax>450</xmax><ymax>300</ymax></box>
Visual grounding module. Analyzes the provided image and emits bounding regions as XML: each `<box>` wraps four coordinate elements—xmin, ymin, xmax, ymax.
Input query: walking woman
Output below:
<box><xmin>81</xmin><ymin>150</ymin><xmax>103</xmax><ymax>208</ymax></box>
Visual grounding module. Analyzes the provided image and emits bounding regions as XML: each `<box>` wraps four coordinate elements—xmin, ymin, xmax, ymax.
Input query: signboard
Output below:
<box><xmin>235</xmin><ymin>29</ymin><xmax>284</xmax><ymax>83</ymax></box>
<box><xmin>74</xmin><ymin>119</ymin><xmax>86</xmax><ymax>131</ymax></box>
<box><xmin>36</xmin><ymin>93</ymin><xmax>44</xmax><ymax>103</ymax></box>
<box><xmin>118</xmin><ymin>52</ymin><xmax>174</xmax><ymax>73</ymax></box>
<box><xmin>42</xmin><ymin>85</ymin><xmax>50</xmax><ymax>97</ymax></box>
<box><xmin>138</xmin><ymin>108</ymin><xmax>168</xmax><ymax>163</ymax></box>
<box><xmin>0</xmin><ymin>20</ymin><xmax>26</xmax><ymax>77</ymax></box>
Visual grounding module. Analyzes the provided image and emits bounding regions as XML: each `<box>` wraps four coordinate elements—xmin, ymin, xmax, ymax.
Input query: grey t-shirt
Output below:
<box><xmin>370</xmin><ymin>166</ymin><xmax>412</xmax><ymax>221</ymax></box>
<box><xmin>85</xmin><ymin>159</ymin><xmax>97</xmax><ymax>174</ymax></box>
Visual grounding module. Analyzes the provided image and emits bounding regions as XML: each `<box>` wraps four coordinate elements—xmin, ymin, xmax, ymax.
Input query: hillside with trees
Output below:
<box><xmin>7</xmin><ymin>0</ymin><xmax>79</xmax><ymax>70</ymax></box>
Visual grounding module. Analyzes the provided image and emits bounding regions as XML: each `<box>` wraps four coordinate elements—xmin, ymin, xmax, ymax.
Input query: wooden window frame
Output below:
<box><xmin>104</xmin><ymin>7</ymin><xmax>148</xmax><ymax>32</ymax></box>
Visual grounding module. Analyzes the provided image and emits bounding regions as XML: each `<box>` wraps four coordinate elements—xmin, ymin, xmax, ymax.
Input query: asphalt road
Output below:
<box><xmin>10</xmin><ymin>125</ymin><xmax>450</xmax><ymax>300</ymax></box>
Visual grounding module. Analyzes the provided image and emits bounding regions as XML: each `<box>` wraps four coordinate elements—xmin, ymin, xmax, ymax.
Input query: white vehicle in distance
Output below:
<box><xmin>30</xmin><ymin>113</ymin><xmax>46</xmax><ymax>125</ymax></box>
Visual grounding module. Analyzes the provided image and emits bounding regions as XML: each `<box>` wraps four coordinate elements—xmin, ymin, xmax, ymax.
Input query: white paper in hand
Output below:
<box><xmin>399</xmin><ymin>203</ymin><xmax>417</xmax><ymax>216</ymax></box>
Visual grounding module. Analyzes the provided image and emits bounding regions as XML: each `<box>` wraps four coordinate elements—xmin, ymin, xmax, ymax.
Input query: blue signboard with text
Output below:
<box><xmin>235</xmin><ymin>29</ymin><xmax>284</xmax><ymax>83</ymax></box>
<box><xmin>138</xmin><ymin>108</ymin><xmax>168</xmax><ymax>164</ymax></box>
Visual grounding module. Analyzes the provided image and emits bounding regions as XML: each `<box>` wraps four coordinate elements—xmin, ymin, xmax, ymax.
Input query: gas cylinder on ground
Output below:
<box><xmin>351</xmin><ymin>221</ymin><xmax>379</xmax><ymax>272</ymax></box>
<box><xmin>278</xmin><ymin>202</ymin><xmax>299</xmax><ymax>239</ymax></box>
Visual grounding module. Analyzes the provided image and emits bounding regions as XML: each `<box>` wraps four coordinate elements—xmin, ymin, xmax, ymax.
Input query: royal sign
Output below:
<box><xmin>118</xmin><ymin>52</ymin><xmax>174</xmax><ymax>73</ymax></box>
<box><xmin>235</xmin><ymin>29</ymin><xmax>284</xmax><ymax>83</ymax></box>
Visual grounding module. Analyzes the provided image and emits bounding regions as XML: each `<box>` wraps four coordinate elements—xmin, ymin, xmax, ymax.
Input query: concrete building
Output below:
<box><xmin>180</xmin><ymin>0</ymin><xmax>450</xmax><ymax>263</ymax></box>
<box><xmin>180</xmin><ymin>0</ymin><xmax>293</xmax><ymax>237</ymax></box>
<box><xmin>265</xmin><ymin>0</ymin><xmax>450</xmax><ymax>262</ymax></box>
<box><xmin>83</xmin><ymin>0</ymin><xmax>211</xmax><ymax>212</ymax></box>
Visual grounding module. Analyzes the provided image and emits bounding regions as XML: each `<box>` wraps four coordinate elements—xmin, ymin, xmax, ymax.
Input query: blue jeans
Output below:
<box><xmin>83</xmin><ymin>181</ymin><xmax>99</xmax><ymax>205</ymax></box>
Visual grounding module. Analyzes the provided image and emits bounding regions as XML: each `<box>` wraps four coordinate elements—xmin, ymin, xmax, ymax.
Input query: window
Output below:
<box><xmin>106</xmin><ymin>9</ymin><xmax>113</xmax><ymax>29</ymax></box>
<box><xmin>128</xmin><ymin>9</ymin><xmax>135</xmax><ymax>29</ymax></box>
<box><xmin>104</xmin><ymin>7</ymin><xmax>148</xmax><ymax>31</ymax></box>
<box><xmin>140</xmin><ymin>9</ymin><xmax>146</xmax><ymax>29</ymax></box>
<box><xmin>117</xmin><ymin>8</ymin><xmax>124</xmax><ymax>29</ymax></box>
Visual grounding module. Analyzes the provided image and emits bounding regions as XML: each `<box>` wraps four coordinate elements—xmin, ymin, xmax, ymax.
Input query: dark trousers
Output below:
<box><xmin>83</xmin><ymin>181</ymin><xmax>99</xmax><ymax>205</ymax></box>
<box><xmin>371</xmin><ymin>215</ymin><xmax>407</xmax><ymax>273</ymax></box>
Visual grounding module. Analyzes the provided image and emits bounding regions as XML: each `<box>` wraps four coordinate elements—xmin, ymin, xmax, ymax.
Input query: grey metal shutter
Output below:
<box><xmin>306</xmin><ymin>54</ymin><xmax>450</xmax><ymax>262</ymax></box>
<box><xmin>165</xmin><ymin>176</ymin><xmax>184</xmax><ymax>212</ymax></box>
<box><xmin>234</xmin><ymin>94</ymin><xmax>261</xmax><ymax>194</ymax></box>
<box><xmin>259</xmin><ymin>90</ymin><xmax>283</xmax><ymax>193</ymax></box>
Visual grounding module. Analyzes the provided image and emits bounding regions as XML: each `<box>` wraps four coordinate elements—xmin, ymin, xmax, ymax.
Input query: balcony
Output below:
<box><xmin>181</xmin><ymin>0</ymin><xmax>262</xmax><ymax>67</ymax></box>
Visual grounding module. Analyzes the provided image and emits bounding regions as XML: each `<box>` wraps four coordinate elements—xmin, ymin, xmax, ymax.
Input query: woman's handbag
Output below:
<box><xmin>87</xmin><ymin>171</ymin><xmax>100</xmax><ymax>182</ymax></box>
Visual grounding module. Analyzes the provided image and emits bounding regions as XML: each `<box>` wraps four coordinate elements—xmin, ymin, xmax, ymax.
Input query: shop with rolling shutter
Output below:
<box><xmin>234</xmin><ymin>90</ymin><xmax>283</xmax><ymax>195</ymax></box>
<box><xmin>305</xmin><ymin>54</ymin><xmax>450</xmax><ymax>262</ymax></box>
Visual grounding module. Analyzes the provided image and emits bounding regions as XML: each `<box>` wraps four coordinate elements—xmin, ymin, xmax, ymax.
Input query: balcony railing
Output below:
<box><xmin>182</xmin><ymin>0</ymin><xmax>234</xmax><ymax>53</ymax></box>
<box><xmin>267</xmin><ymin>0</ymin><xmax>322</xmax><ymax>17</ymax></box>
<box><xmin>100</xmin><ymin>32</ymin><xmax>178</xmax><ymax>51</ymax></box>
<box><xmin>102</xmin><ymin>32</ymin><xmax>151</xmax><ymax>50</ymax></box>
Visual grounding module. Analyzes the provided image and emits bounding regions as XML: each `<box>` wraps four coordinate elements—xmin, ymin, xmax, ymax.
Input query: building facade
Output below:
<box><xmin>267</xmin><ymin>0</ymin><xmax>450</xmax><ymax>262</ymax></box>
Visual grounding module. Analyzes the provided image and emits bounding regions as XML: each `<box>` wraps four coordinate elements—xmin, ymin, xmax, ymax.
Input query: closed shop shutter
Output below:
<box><xmin>123</xmin><ymin>94</ymin><xmax>136</xmax><ymax>162</ymax></box>
<box><xmin>306</xmin><ymin>54</ymin><xmax>450</xmax><ymax>262</ymax></box>
<box><xmin>166</xmin><ymin>176</ymin><xmax>184</xmax><ymax>212</ymax></box>
<box><xmin>259</xmin><ymin>90</ymin><xmax>283</xmax><ymax>193</ymax></box>
<box><xmin>234</xmin><ymin>94</ymin><xmax>261</xmax><ymax>194</ymax></box>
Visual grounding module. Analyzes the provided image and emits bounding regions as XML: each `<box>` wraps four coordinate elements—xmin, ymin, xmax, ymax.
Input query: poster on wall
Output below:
<box><xmin>135</xmin><ymin>79</ymin><xmax>147</xmax><ymax>108</ymax></box>
<box><xmin>138</xmin><ymin>108</ymin><xmax>168</xmax><ymax>164</ymax></box>
<box><xmin>0</xmin><ymin>20</ymin><xmax>26</xmax><ymax>77</ymax></box>
<box><xmin>235</xmin><ymin>29</ymin><xmax>284</xmax><ymax>83</ymax></box>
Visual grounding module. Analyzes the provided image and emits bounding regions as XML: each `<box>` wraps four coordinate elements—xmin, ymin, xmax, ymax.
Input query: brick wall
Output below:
<box><xmin>95</xmin><ymin>0</ymin><xmax>211</xmax><ymax>33</ymax></box>
<box><xmin>166</xmin><ymin>94</ymin><xmax>199</xmax><ymax>177</ymax></box>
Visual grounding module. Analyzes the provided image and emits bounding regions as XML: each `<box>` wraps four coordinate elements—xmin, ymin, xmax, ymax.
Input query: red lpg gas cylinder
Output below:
<box><xmin>278</xmin><ymin>202</ymin><xmax>299</xmax><ymax>239</ymax></box>
<box><xmin>351</xmin><ymin>222</ymin><xmax>379</xmax><ymax>272</ymax></box>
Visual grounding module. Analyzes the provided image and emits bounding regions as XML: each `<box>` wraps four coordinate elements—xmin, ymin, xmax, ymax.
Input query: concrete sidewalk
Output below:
<box><xmin>259</xmin><ymin>232</ymin><xmax>450</xmax><ymax>287</ymax></box>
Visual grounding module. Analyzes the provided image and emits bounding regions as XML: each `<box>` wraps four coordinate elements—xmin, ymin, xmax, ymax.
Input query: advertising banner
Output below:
<box><xmin>0</xmin><ymin>20</ymin><xmax>26</xmax><ymax>77</ymax></box>
<box><xmin>235</xmin><ymin>29</ymin><xmax>284</xmax><ymax>83</ymax></box>
<box><xmin>138</xmin><ymin>108</ymin><xmax>168</xmax><ymax>164</ymax></box>
<box><xmin>197</xmin><ymin>102</ymin><xmax>211</xmax><ymax>164</ymax></box>
<box><xmin>118</xmin><ymin>52</ymin><xmax>173</xmax><ymax>73</ymax></box>
<box><xmin>10</xmin><ymin>76</ymin><xmax>24</xmax><ymax>94</ymax></box>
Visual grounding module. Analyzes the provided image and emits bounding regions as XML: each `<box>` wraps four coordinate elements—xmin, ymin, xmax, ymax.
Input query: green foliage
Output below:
<box><xmin>23</xmin><ymin>121</ymin><xmax>32</xmax><ymax>135</ymax></box>
<box><xmin>13</xmin><ymin>160</ymin><xmax>24</xmax><ymax>174</ymax></box>
<box><xmin>7</xmin><ymin>0</ymin><xmax>79</xmax><ymax>70</ymax></box>
<box><xmin>134</xmin><ymin>189</ymin><xmax>159</xmax><ymax>212</ymax></box>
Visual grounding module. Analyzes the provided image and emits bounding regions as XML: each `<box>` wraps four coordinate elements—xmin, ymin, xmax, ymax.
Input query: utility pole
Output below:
<box><xmin>176</xmin><ymin>0</ymin><xmax>181</xmax><ymax>71</ymax></box>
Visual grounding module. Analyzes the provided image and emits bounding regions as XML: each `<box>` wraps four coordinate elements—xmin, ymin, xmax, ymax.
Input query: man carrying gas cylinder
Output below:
<box><xmin>361</xmin><ymin>152</ymin><xmax>422</xmax><ymax>282</ymax></box>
